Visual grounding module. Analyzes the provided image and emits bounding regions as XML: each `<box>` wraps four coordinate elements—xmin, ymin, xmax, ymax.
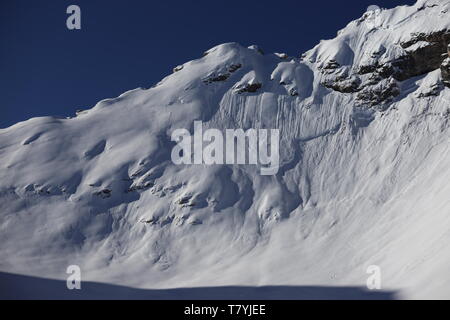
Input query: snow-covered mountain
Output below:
<box><xmin>1</xmin><ymin>0</ymin><xmax>450</xmax><ymax>299</ymax></box>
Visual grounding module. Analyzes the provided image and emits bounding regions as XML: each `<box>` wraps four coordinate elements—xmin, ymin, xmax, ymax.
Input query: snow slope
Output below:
<box><xmin>1</xmin><ymin>0</ymin><xmax>450</xmax><ymax>299</ymax></box>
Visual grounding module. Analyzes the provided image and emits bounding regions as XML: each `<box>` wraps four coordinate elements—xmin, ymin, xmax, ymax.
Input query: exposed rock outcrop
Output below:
<box><xmin>202</xmin><ymin>64</ymin><xmax>242</xmax><ymax>84</ymax></box>
<box><xmin>322</xmin><ymin>75</ymin><xmax>361</xmax><ymax>93</ymax></box>
<box><xmin>442</xmin><ymin>58</ymin><xmax>450</xmax><ymax>86</ymax></box>
<box><xmin>235</xmin><ymin>82</ymin><xmax>262</xmax><ymax>93</ymax></box>
<box><xmin>356</xmin><ymin>78</ymin><xmax>400</xmax><ymax>108</ymax></box>
<box><xmin>322</xmin><ymin>30</ymin><xmax>450</xmax><ymax>107</ymax></box>
<box><xmin>397</xmin><ymin>30</ymin><xmax>450</xmax><ymax>80</ymax></box>
<box><xmin>442</xmin><ymin>44</ymin><xmax>450</xmax><ymax>87</ymax></box>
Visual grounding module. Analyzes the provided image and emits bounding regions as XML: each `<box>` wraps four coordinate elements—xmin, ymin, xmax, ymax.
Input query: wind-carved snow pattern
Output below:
<box><xmin>0</xmin><ymin>0</ymin><xmax>450</xmax><ymax>299</ymax></box>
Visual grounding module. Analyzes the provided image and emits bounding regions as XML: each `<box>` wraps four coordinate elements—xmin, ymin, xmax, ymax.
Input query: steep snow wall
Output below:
<box><xmin>1</xmin><ymin>0</ymin><xmax>449</xmax><ymax>299</ymax></box>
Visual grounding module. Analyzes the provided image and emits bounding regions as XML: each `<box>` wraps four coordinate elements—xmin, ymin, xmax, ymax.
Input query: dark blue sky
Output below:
<box><xmin>0</xmin><ymin>0</ymin><xmax>415</xmax><ymax>128</ymax></box>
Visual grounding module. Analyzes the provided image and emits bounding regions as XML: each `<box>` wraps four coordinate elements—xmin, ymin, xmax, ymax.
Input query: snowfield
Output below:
<box><xmin>1</xmin><ymin>0</ymin><xmax>450</xmax><ymax>299</ymax></box>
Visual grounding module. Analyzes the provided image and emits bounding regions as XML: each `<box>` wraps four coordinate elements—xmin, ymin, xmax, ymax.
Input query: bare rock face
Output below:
<box><xmin>322</xmin><ymin>30</ymin><xmax>450</xmax><ymax>108</ymax></box>
<box><xmin>322</xmin><ymin>75</ymin><xmax>361</xmax><ymax>93</ymax></box>
<box><xmin>235</xmin><ymin>82</ymin><xmax>262</xmax><ymax>93</ymax></box>
<box><xmin>442</xmin><ymin>58</ymin><xmax>450</xmax><ymax>87</ymax></box>
<box><xmin>442</xmin><ymin>44</ymin><xmax>450</xmax><ymax>87</ymax></box>
<box><xmin>363</xmin><ymin>30</ymin><xmax>450</xmax><ymax>81</ymax></box>
<box><xmin>202</xmin><ymin>64</ymin><xmax>242</xmax><ymax>84</ymax></box>
<box><xmin>397</xmin><ymin>30</ymin><xmax>450</xmax><ymax>80</ymax></box>
<box><xmin>356</xmin><ymin>78</ymin><xmax>400</xmax><ymax>108</ymax></box>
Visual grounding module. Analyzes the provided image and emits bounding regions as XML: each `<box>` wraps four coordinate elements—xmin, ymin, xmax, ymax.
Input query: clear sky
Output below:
<box><xmin>0</xmin><ymin>0</ymin><xmax>415</xmax><ymax>128</ymax></box>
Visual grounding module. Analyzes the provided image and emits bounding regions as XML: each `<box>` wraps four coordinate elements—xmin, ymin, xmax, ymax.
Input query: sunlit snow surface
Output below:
<box><xmin>1</xmin><ymin>0</ymin><xmax>449</xmax><ymax>299</ymax></box>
